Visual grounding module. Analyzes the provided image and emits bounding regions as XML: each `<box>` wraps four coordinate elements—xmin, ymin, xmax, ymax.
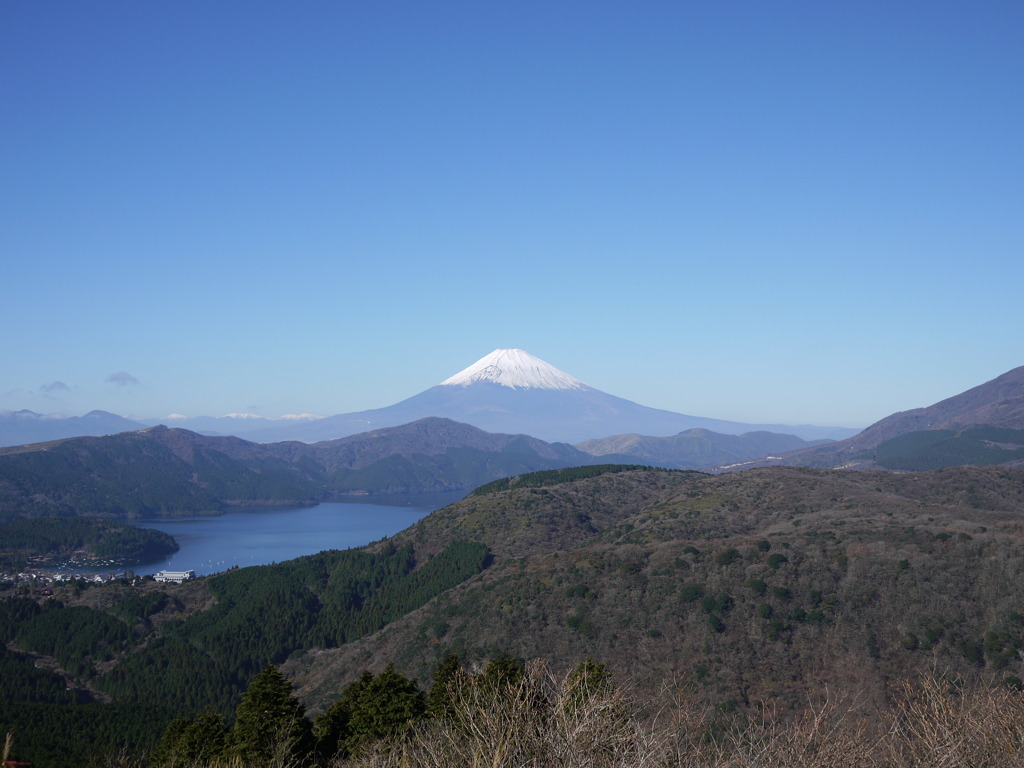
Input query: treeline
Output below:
<box><xmin>147</xmin><ymin>657</ymin><xmax>1024</xmax><ymax>768</ymax></box>
<box><xmin>1</xmin><ymin>539</ymin><xmax>490</xmax><ymax>733</ymax></box>
<box><xmin>2</xmin><ymin>597</ymin><xmax>140</xmax><ymax>678</ymax></box>
<box><xmin>150</xmin><ymin>653</ymin><xmax>602</xmax><ymax>767</ymax></box>
<box><xmin>0</xmin><ymin>517</ymin><xmax>178</xmax><ymax>570</ymax></box>
<box><xmin>472</xmin><ymin>464</ymin><xmax>662</xmax><ymax>495</ymax></box>
<box><xmin>0</xmin><ymin>611</ymin><xmax>175</xmax><ymax>768</ymax></box>
<box><xmin>0</xmin><ymin>540</ymin><xmax>490</xmax><ymax>766</ymax></box>
<box><xmin>15</xmin><ymin>603</ymin><xmax>135</xmax><ymax>678</ymax></box>
<box><xmin>0</xmin><ymin>431</ymin><xmax>320</xmax><ymax>520</ymax></box>
<box><xmin>0</xmin><ymin>644</ymin><xmax>84</xmax><ymax>705</ymax></box>
<box><xmin>100</xmin><ymin>540</ymin><xmax>489</xmax><ymax>714</ymax></box>
<box><xmin>0</xmin><ymin>422</ymin><xmax>624</xmax><ymax>519</ymax></box>
<box><xmin>12</xmin><ymin>654</ymin><xmax>1024</xmax><ymax>768</ymax></box>
<box><xmin>871</xmin><ymin>426</ymin><xmax>1024</xmax><ymax>471</ymax></box>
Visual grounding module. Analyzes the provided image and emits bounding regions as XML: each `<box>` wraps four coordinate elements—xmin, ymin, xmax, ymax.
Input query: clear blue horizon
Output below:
<box><xmin>2</xmin><ymin>1</ymin><xmax>1021</xmax><ymax>430</ymax></box>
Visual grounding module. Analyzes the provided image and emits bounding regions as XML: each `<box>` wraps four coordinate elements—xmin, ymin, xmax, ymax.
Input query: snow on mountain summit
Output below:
<box><xmin>440</xmin><ymin>349</ymin><xmax>587</xmax><ymax>391</ymax></box>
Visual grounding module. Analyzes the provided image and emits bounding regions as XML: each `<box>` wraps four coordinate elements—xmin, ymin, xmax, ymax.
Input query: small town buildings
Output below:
<box><xmin>154</xmin><ymin>569</ymin><xmax>195</xmax><ymax>583</ymax></box>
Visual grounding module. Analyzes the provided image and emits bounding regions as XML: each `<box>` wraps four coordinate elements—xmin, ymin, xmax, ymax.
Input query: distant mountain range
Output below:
<box><xmin>0</xmin><ymin>418</ymin><xmax>641</xmax><ymax>520</ymax></box>
<box><xmin>0</xmin><ymin>349</ymin><xmax>859</xmax><ymax>448</ymax></box>
<box><xmin>0</xmin><ymin>410</ymin><xmax>319</xmax><ymax>448</ymax></box>
<box><xmin>6</xmin><ymin>354</ymin><xmax>1022</xmax><ymax>476</ymax></box>
<box><xmin>779</xmin><ymin>365</ymin><xmax>1024</xmax><ymax>470</ymax></box>
<box><xmin>577</xmin><ymin>428</ymin><xmax>826</xmax><ymax>469</ymax></box>
<box><xmin>0</xmin><ymin>409</ymin><xmax>147</xmax><ymax>447</ymax></box>
<box><xmin>142</xmin><ymin>413</ymin><xmax>320</xmax><ymax>436</ymax></box>
<box><xmin>0</xmin><ymin>414</ymin><xmax>831</xmax><ymax>520</ymax></box>
<box><xmin>240</xmin><ymin>349</ymin><xmax>859</xmax><ymax>444</ymax></box>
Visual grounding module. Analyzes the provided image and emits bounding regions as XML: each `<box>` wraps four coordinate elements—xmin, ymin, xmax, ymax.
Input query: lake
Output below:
<box><xmin>128</xmin><ymin>493</ymin><xmax>463</xmax><ymax>577</ymax></box>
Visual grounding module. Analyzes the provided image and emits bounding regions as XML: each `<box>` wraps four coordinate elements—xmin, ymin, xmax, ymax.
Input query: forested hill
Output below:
<box><xmin>781</xmin><ymin>364</ymin><xmax>1024</xmax><ymax>469</ymax></box>
<box><xmin>290</xmin><ymin>464</ymin><xmax>1024</xmax><ymax>713</ymax></box>
<box><xmin>0</xmin><ymin>418</ymin><xmax>628</xmax><ymax>520</ymax></box>
<box><xmin>0</xmin><ymin>517</ymin><xmax>178</xmax><ymax>571</ymax></box>
<box><xmin>575</xmin><ymin>428</ymin><xmax>817</xmax><ymax>468</ymax></box>
<box><xmin>5</xmin><ymin>464</ymin><xmax>1024</xmax><ymax>766</ymax></box>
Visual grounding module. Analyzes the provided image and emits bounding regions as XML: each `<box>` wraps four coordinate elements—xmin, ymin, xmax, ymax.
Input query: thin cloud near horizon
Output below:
<box><xmin>106</xmin><ymin>372</ymin><xmax>140</xmax><ymax>387</ymax></box>
<box><xmin>40</xmin><ymin>381</ymin><xmax>70</xmax><ymax>395</ymax></box>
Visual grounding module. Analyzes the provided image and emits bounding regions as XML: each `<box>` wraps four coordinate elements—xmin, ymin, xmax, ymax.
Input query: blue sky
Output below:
<box><xmin>2</xmin><ymin>1</ymin><xmax>1021</xmax><ymax>429</ymax></box>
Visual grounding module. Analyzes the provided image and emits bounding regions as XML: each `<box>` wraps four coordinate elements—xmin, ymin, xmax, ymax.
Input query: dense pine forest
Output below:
<box><xmin>0</xmin><ymin>517</ymin><xmax>178</xmax><ymax>571</ymax></box>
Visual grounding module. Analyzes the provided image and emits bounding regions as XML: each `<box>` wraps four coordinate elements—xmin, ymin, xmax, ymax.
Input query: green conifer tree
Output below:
<box><xmin>313</xmin><ymin>670</ymin><xmax>373</xmax><ymax>761</ymax></box>
<box><xmin>479</xmin><ymin>653</ymin><xmax>525</xmax><ymax>691</ymax></box>
<box><xmin>231</xmin><ymin>664</ymin><xmax>312</xmax><ymax>764</ymax></box>
<box><xmin>565</xmin><ymin>657</ymin><xmax>611</xmax><ymax>710</ymax></box>
<box><xmin>426</xmin><ymin>652</ymin><xmax>465</xmax><ymax>719</ymax></box>
<box><xmin>342</xmin><ymin>664</ymin><xmax>425</xmax><ymax>756</ymax></box>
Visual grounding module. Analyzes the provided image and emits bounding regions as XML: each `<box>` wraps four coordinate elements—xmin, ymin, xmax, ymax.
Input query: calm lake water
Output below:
<box><xmin>128</xmin><ymin>493</ymin><xmax>462</xmax><ymax>577</ymax></box>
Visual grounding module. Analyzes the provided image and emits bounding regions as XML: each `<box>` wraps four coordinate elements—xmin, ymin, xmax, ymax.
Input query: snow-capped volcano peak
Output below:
<box><xmin>440</xmin><ymin>349</ymin><xmax>587</xmax><ymax>391</ymax></box>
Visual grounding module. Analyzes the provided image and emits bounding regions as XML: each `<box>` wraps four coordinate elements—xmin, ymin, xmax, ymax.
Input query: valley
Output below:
<box><xmin>3</xmin><ymin>356</ymin><xmax>1024</xmax><ymax>766</ymax></box>
<box><xmin>4</xmin><ymin>463</ymin><xmax>1024</xmax><ymax>765</ymax></box>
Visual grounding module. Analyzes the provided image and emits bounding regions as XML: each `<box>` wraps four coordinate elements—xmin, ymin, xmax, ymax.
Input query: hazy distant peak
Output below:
<box><xmin>440</xmin><ymin>349</ymin><xmax>587</xmax><ymax>391</ymax></box>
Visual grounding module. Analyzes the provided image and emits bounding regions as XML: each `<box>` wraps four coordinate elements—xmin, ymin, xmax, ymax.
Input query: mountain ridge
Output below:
<box><xmin>243</xmin><ymin>349</ymin><xmax>858</xmax><ymax>444</ymax></box>
<box><xmin>0</xmin><ymin>418</ymin><xmax>635</xmax><ymax>519</ymax></box>
<box><xmin>576</xmin><ymin>428</ymin><xmax>821</xmax><ymax>468</ymax></box>
<box><xmin>0</xmin><ymin>349</ymin><xmax>859</xmax><ymax>447</ymax></box>
<box><xmin>0</xmin><ymin>409</ymin><xmax>147</xmax><ymax>447</ymax></box>
<box><xmin>781</xmin><ymin>365</ymin><xmax>1024</xmax><ymax>469</ymax></box>
<box><xmin>282</xmin><ymin>463</ymin><xmax>1024</xmax><ymax>714</ymax></box>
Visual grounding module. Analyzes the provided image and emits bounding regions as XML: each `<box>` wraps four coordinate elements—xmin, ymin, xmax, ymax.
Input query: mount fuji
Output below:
<box><xmin>245</xmin><ymin>349</ymin><xmax>858</xmax><ymax>444</ymax></box>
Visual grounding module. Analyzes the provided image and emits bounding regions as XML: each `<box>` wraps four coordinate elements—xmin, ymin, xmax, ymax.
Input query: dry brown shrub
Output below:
<box><xmin>338</xmin><ymin>668</ymin><xmax>881</xmax><ymax>768</ymax></box>
<box><xmin>717</xmin><ymin>691</ymin><xmax>879</xmax><ymax>768</ymax></box>
<box><xmin>344</xmin><ymin>659</ymin><xmax>672</xmax><ymax>768</ymax></box>
<box><xmin>884</xmin><ymin>676</ymin><xmax>1024</xmax><ymax>768</ymax></box>
<box><xmin>134</xmin><ymin>670</ymin><xmax>1024</xmax><ymax>768</ymax></box>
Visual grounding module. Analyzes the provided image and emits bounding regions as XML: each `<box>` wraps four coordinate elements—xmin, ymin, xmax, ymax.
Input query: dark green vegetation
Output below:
<box><xmin>96</xmin><ymin>539</ymin><xmax>488</xmax><ymax>715</ymax></box>
<box><xmin>866</xmin><ymin>426</ymin><xmax>1024</xmax><ymax>471</ymax></box>
<box><xmin>149</xmin><ymin>654</ymin><xmax>607</xmax><ymax>767</ymax></box>
<box><xmin>156</xmin><ymin>656</ymin><xmax>1024</xmax><ymax>768</ymax></box>
<box><xmin>291</xmin><ymin>465</ymin><xmax>1024</xmax><ymax>715</ymax></box>
<box><xmin>782</xmin><ymin>363</ymin><xmax>1024</xmax><ymax>469</ymax></box>
<box><xmin>0</xmin><ymin>593</ymin><xmax>179</xmax><ymax>767</ymax></box>
<box><xmin>0</xmin><ymin>537</ymin><xmax>489</xmax><ymax>766</ymax></box>
<box><xmin>0</xmin><ymin>427</ymin><xmax>314</xmax><ymax>519</ymax></box>
<box><xmin>576</xmin><ymin>428</ymin><xmax>817</xmax><ymax>468</ymax></box>
<box><xmin>4</xmin><ymin>463</ymin><xmax>1024</xmax><ymax>765</ymax></box>
<box><xmin>472</xmin><ymin>463</ymin><xmax>657</xmax><ymax>495</ymax></box>
<box><xmin>0</xmin><ymin>517</ymin><xmax>178</xmax><ymax>570</ymax></box>
<box><xmin>0</xmin><ymin>418</ymin><xmax>622</xmax><ymax>519</ymax></box>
